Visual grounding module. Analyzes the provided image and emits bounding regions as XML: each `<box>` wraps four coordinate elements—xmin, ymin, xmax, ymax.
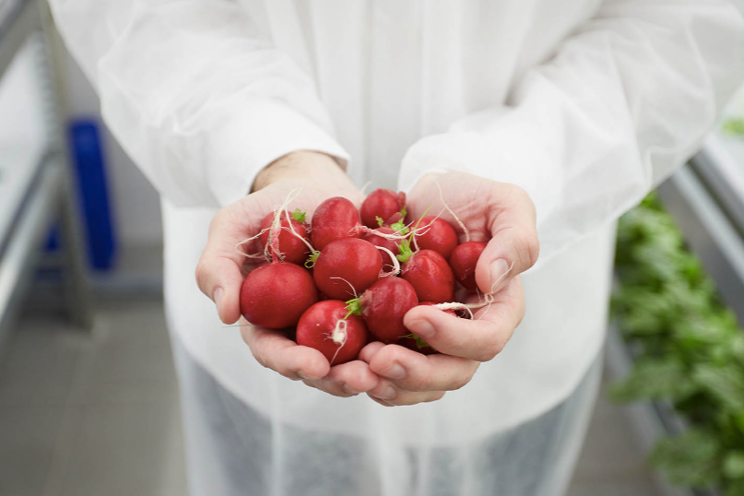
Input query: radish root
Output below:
<box><xmin>433</xmin><ymin>261</ymin><xmax>515</xmax><ymax>319</ymax></box>
<box><xmin>329</xmin><ymin>276</ymin><xmax>359</xmax><ymax>299</ymax></box>
<box><xmin>433</xmin><ymin>178</ymin><xmax>470</xmax><ymax>242</ymax></box>
<box><xmin>375</xmin><ymin>246</ymin><xmax>401</xmax><ymax>277</ymax></box>
<box><xmin>235</xmin><ymin>228</ymin><xmax>272</xmax><ymax>258</ymax></box>
<box><xmin>327</xmin><ymin>319</ymin><xmax>349</xmax><ymax>366</ymax></box>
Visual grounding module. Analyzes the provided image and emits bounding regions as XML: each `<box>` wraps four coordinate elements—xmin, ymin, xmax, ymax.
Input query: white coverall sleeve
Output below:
<box><xmin>49</xmin><ymin>0</ymin><xmax>349</xmax><ymax>208</ymax></box>
<box><xmin>399</xmin><ymin>0</ymin><xmax>744</xmax><ymax>268</ymax></box>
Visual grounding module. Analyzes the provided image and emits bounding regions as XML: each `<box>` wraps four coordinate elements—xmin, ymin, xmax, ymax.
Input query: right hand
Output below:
<box><xmin>195</xmin><ymin>151</ymin><xmax>379</xmax><ymax>397</ymax></box>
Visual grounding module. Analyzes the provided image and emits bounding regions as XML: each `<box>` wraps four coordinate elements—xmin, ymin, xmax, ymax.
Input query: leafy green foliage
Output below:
<box><xmin>612</xmin><ymin>193</ymin><xmax>744</xmax><ymax>494</ymax></box>
<box><xmin>723</xmin><ymin>119</ymin><xmax>744</xmax><ymax>139</ymax></box>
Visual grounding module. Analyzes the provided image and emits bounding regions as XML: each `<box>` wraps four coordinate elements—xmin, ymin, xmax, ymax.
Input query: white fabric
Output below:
<box><xmin>49</xmin><ymin>0</ymin><xmax>744</xmax><ymax>494</ymax></box>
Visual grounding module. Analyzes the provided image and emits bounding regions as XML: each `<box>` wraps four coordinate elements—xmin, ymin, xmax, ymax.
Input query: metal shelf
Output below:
<box><xmin>0</xmin><ymin>0</ymin><xmax>37</xmax><ymax>81</ymax></box>
<box><xmin>657</xmin><ymin>137</ymin><xmax>744</xmax><ymax>325</ymax></box>
<box><xmin>0</xmin><ymin>151</ymin><xmax>62</xmax><ymax>347</ymax></box>
<box><xmin>0</xmin><ymin>0</ymin><xmax>91</xmax><ymax>350</ymax></box>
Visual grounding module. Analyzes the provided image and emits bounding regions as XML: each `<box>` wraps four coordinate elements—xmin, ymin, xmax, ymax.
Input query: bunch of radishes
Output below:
<box><xmin>238</xmin><ymin>188</ymin><xmax>488</xmax><ymax>366</ymax></box>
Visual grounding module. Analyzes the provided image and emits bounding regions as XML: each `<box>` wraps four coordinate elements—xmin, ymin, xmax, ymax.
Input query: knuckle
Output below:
<box><xmin>514</xmin><ymin>229</ymin><xmax>540</xmax><ymax>269</ymax></box>
<box><xmin>477</xmin><ymin>339</ymin><xmax>504</xmax><ymax>362</ymax></box>
<box><xmin>424</xmin><ymin>391</ymin><xmax>446</xmax><ymax>404</ymax></box>
<box><xmin>194</xmin><ymin>259</ymin><xmax>210</xmax><ymax>291</ymax></box>
<box><xmin>408</xmin><ymin>372</ymin><xmax>432</xmax><ymax>391</ymax></box>
<box><xmin>449</xmin><ymin>371</ymin><xmax>474</xmax><ymax>391</ymax></box>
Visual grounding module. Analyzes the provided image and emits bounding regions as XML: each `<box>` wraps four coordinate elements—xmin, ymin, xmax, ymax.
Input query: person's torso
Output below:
<box><xmin>237</xmin><ymin>0</ymin><xmax>604</xmax><ymax>187</ymax></box>
<box><xmin>163</xmin><ymin>0</ymin><xmax>613</xmax><ymax>442</ymax></box>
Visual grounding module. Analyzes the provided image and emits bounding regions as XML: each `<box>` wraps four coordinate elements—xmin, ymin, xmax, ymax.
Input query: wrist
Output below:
<box><xmin>252</xmin><ymin>151</ymin><xmax>345</xmax><ymax>192</ymax></box>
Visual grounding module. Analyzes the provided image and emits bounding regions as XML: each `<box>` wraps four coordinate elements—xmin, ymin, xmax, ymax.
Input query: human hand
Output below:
<box><xmin>195</xmin><ymin>151</ymin><xmax>378</xmax><ymax>397</ymax></box>
<box><xmin>362</xmin><ymin>171</ymin><xmax>539</xmax><ymax>406</ymax></box>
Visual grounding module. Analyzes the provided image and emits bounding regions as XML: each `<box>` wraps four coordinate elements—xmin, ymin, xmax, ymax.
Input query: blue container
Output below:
<box><xmin>68</xmin><ymin>119</ymin><xmax>117</xmax><ymax>271</ymax></box>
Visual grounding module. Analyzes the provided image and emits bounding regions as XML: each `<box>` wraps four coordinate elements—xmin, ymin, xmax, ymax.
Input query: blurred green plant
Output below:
<box><xmin>723</xmin><ymin>119</ymin><xmax>744</xmax><ymax>139</ymax></box>
<box><xmin>611</xmin><ymin>194</ymin><xmax>744</xmax><ymax>495</ymax></box>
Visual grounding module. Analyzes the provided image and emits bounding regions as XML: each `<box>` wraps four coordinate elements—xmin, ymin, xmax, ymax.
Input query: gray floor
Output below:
<box><xmin>0</xmin><ymin>298</ymin><xmax>664</xmax><ymax>496</ymax></box>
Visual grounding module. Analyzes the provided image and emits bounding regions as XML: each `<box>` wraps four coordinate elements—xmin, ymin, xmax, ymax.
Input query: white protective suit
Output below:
<box><xmin>49</xmin><ymin>0</ymin><xmax>744</xmax><ymax>495</ymax></box>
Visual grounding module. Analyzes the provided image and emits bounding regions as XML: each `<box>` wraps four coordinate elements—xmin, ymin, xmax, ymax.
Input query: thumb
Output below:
<box><xmin>196</xmin><ymin>207</ymin><xmax>257</xmax><ymax>325</ymax></box>
<box><xmin>475</xmin><ymin>186</ymin><xmax>539</xmax><ymax>294</ymax></box>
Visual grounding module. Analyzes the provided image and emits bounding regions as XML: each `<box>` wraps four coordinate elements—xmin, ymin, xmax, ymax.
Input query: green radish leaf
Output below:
<box><xmin>391</xmin><ymin>220</ymin><xmax>410</xmax><ymax>235</ymax></box>
<box><xmin>345</xmin><ymin>298</ymin><xmax>362</xmax><ymax>318</ymax></box>
<box><xmin>401</xmin><ymin>205</ymin><xmax>407</xmax><ymax>217</ymax></box>
<box><xmin>305</xmin><ymin>251</ymin><xmax>320</xmax><ymax>269</ymax></box>
<box><xmin>376</xmin><ymin>216</ymin><xmax>384</xmax><ymax>227</ymax></box>
<box><xmin>291</xmin><ymin>208</ymin><xmax>306</xmax><ymax>223</ymax></box>
<box><xmin>396</xmin><ymin>238</ymin><xmax>414</xmax><ymax>264</ymax></box>
<box><xmin>402</xmin><ymin>333</ymin><xmax>430</xmax><ymax>350</ymax></box>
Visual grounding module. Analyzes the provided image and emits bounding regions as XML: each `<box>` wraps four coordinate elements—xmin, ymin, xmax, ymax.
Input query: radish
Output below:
<box><xmin>449</xmin><ymin>241</ymin><xmax>487</xmax><ymax>292</ymax></box>
<box><xmin>310</xmin><ymin>197</ymin><xmax>363</xmax><ymax>251</ymax></box>
<box><xmin>240</xmin><ymin>262</ymin><xmax>318</xmax><ymax>329</ymax></box>
<box><xmin>313</xmin><ymin>238</ymin><xmax>383</xmax><ymax>300</ymax></box>
<box><xmin>413</xmin><ymin>216</ymin><xmax>459</xmax><ymax>259</ymax></box>
<box><xmin>399</xmin><ymin>302</ymin><xmax>455</xmax><ymax>354</ymax></box>
<box><xmin>362</xmin><ymin>227</ymin><xmax>400</xmax><ymax>274</ymax></box>
<box><xmin>296</xmin><ymin>300</ymin><xmax>368</xmax><ymax>365</ymax></box>
<box><xmin>360</xmin><ymin>189</ymin><xmax>406</xmax><ymax>228</ymax></box>
<box><xmin>399</xmin><ymin>248</ymin><xmax>455</xmax><ymax>304</ymax></box>
<box><xmin>346</xmin><ymin>278</ymin><xmax>418</xmax><ymax>343</ymax></box>
<box><xmin>259</xmin><ymin>209</ymin><xmax>310</xmax><ymax>265</ymax></box>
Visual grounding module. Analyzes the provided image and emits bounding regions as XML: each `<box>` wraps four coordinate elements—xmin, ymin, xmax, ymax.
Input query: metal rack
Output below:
<box><xmin>0</xmin><ymin>0</ymin><xmax>91</xmax><ymax>350</ymax></box>
<box><xmin>606</xmin><ymin>131</ymin><xmax>744</xmax><ymax>496</ymax></box>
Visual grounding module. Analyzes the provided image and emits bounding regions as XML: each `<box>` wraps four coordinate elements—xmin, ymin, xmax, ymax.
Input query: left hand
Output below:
<box><xmin>360</xmin><ymin>171</ymin><xmax>540</xmax><ymax>406</ymax></box>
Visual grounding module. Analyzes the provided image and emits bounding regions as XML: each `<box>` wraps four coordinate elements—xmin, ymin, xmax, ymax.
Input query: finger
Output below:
<box><xmin>366</xmin><ymin>344</ymin><xmax>479</xmax><ymax>392</ymax></box>
<box><xmin>475</xmin><ymin>185</ymin><xmax>539</xmax><ymax>294</ymax></box>
<box><xmin>403</xmin><ymin>278</ymin><xmax>525</xmax><ymax>362</ymax></box>
<box><xmin>358</xmin><ymin>341</ymin><xmax>386</xmax><ymax>363</ymax></box>
<box><xmin>367</xmin><ymin>380</ymin><xmax>446</xmax><ymax>406</ymax></box>
<box><xmin>240</xmin><ymin>322</ymin><xmax>330</xmax><ymax>380</ymax></box>
<box><xmin>196</xmin><ymin>202</ymin><xmax>261</xmax><ymax>324</ymax></box>
<box><xmin>303</xmin><ymin>360</ymin><xmax>379</xmax><ymax>397</ymax></box>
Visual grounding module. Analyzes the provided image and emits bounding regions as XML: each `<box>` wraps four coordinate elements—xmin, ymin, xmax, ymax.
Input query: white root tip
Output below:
<box><xmin>433</xmin><ymin>177</ymin><xmax>470</xmax><ymax>243</ymax></box>
<box><xmin>489</xmin><ymin>261</ymin><xmax>515</xmax><ymax>294</ymax></box>
<box><xmin>375</xmin><ymin>246</ymin><xmax>401</xmax><ymax>277</ymax></box>
<box><xmin>331</xmin><ymin>319</ymin><xmax>348</xmax><ymax>345</ymax></box>
<box><xmin>235</xmin><ymin>227</ymin><xmax>272</xmax><ymax>258</ymax></box>
<box><xmin>265</xmin><ymin>188</ymin><xmax>305</xmax><ymax>261</ymax></box>
<box><xmin>329</xmin><ymin>276</ymin><xmax>359</xmax><ymax>299</ymax></box>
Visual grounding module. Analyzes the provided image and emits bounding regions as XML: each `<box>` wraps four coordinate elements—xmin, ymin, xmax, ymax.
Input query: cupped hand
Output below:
<box><xmin>362</xmin><ymin>171</ymin><xmax>540</xmax><ymax>406</ymax></box>
<box><xmin>195</xmin><ymin>151</ymin><xmax>378</xmax><ymax>397</ymax></box>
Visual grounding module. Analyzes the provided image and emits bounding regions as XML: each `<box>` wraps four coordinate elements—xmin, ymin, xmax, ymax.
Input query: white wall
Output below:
<box><xmin>61</xmin><ymin>49</ymin><xmax>163</xmax><ymax>248</ymax></box>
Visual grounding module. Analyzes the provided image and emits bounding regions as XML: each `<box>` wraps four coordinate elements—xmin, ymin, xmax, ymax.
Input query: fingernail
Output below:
<box><xmin>373</xmin><ymin>385</ymin><xmax>396</xmax><ymax>400</ymax></box>
<box><xmin>382</xmin><ymin>363</ymin><xmax>406</xmax><ymax>381</ymax></box>
<box><xmin>410</xmin><ymin>320</ymin><xmax>435</xmax><ymax>339</ymax></box>
<box><xmin>489</xmin><ymin>259</ymin><xmax>510</xmax><ymax>292</ymax></box>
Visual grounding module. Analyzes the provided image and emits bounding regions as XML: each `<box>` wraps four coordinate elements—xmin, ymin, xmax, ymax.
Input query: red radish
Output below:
<box><xmin>310</xmin><ymin>197</ymin><xmax>363</xmax><ymax>251</ymax></box>
<box><xmin>296</xmin><ymin>301</ymin><xmax>368</xmax><ymax>365</ymax></box>
<box><xmin>240</xmin><ymin>262</ymin><xmax>318</xmax><ymax>329</ymax></box>
<box><xmin>346</xmin><ymin>278</ymin><xmax>418</xmax><ymax>343</ymax></box>
<box><xmin>400</xmin><ymin>302</ymin><xmax>456</xmax><ymax>354</ymax></box>
<box><xmin>259</xmin><ymin>209</ymin><xmax>310</xmax><ymax>265</ymax></box>
<box><xmin>413</xmin><ymin>216</ymin><xmax>459</xmax><ymax>259</ymax></box>
<box><xmin>361</xmin><ymin>189</ymin><xmax>406</xmax><ymax>228</ymax></box>
<box><xmin>449</xmin><ymin>241</ymin><xmax>487</xmax><ymax>292</ymax></box>
<box><xmin>400</xmin><ymin>249</ymin><xmax>455</xmax><ymax>303</ymax></box>
<box><xmin>362</xmin><ymin>227</ymin><xmax>399</xmax><ymax>274</ymax></box>
<box><xmin>313</xmin><ymin>238</ymin><xmax>382</xmax><ymax>300</ymax></box>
